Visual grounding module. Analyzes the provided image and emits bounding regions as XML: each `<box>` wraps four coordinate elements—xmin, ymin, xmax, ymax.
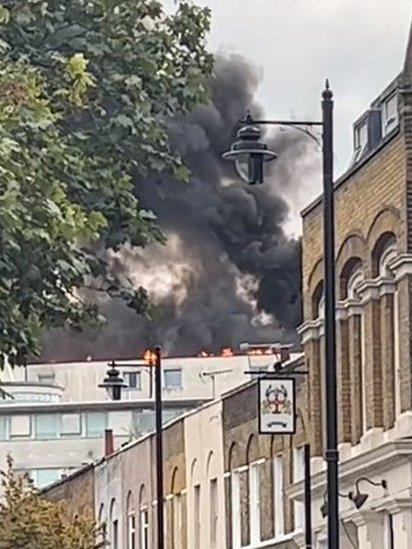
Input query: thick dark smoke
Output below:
<box><xmin>41</xmin><ymin>55</ymin><xmax>318</xmax><ymax>361</ymax></box>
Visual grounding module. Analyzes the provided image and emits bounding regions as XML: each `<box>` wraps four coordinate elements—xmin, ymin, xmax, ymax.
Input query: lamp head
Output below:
<box><xmin>351</xmin><ymin>492</ymin><xmax>369</xmax><ymax>509</ymax></box>
<box><xmin>320</xmin><ymin>500</ymin><xmax>328</xmax><ymax>518</ymax></box>
<box><xmin>222</xmin><ymin>113</ymin><xmax>276</xmax><ymax>184</ymax></box>
<box><xmin>98</xmin><ymin>361</ymin><xmax>127</xmax><ymax>401</ymax></box>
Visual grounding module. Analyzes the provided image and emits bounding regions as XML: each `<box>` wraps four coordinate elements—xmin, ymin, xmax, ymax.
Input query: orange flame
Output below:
<box><xmin>198</xmin><ymin>350</ymin><xmax>213</xmax><ymax>358</ymax></box>
<box><xmin>221</xmin><ymin>347</ymin><xmax>234</xmax><ymax>357</ymax></box>
<box><xmin>143</xmin><ymin>349</ymin><xmax>156</xmax><ymax>366</ymax></box>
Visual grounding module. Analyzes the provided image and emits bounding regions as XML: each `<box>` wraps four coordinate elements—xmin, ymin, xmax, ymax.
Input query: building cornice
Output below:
<box><xmin>0</xmin><ymin>397</ymin><xmax>211</xmax><ymax>415</ymax></box>
<box><xmin>390</xmin><ymin>254</ymin><xmax>412</xmax><ymax>282</ymax></box>
<box><xmin>288</xmin><ymin>439</ymin><xmax>412</xmax><ymax>501</ymax></box>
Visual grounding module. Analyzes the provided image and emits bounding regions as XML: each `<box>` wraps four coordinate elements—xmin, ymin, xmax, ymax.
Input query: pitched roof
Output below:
<box><xmin>404</xmin><ymin>18</ymin><xmax>412</xmax><ymax>82</ymax></box>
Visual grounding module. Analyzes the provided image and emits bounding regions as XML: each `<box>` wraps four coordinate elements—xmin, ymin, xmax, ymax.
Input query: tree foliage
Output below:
<box><xmin>0</xmin><ymin>0</ymin><xmax>212</xmax><ymax>366</ymax></box>
<box><xmin>0</xmin><ymin>457</ymin><xmax>102</xmax><ymax>548</ymax></box>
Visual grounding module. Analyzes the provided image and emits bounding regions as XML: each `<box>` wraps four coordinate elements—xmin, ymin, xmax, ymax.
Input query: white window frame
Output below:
<box><xmin>231</xmin><ymin>470</ymin><xmax>241</xmax><ymax>549</ymax></box>
<box><xmin>173</xmin><ymin>493</ymin><xmax>183</xmax><ymax>549</ymax></box>
<box><xmin>60</xmin><ymin>413</ymin><xmax>81</xmax><ymax>437</ymax></box>
<box><xmin>354</xmin><ymin>120</ymin><xmax>368</xmax><ymax>154</ymax></box>
<box><xmin>249</xmin><ymin>461</ymin><xmax>262</xmax><ymax>545</ymax></box>
<box><xmin>124</xmin><ymin>371</ymin><xmax>142</xmax><ymax>391</ymax></box>
<box><xmin>210</xmin><ymin>478</ymin><xmax>218</xmax><ymax>546</ymax></box>
<box><xmin>139</xmin><ymin>507</ymin><xmax>149</xmax><ymax>549</ymax></box>
<box><xmin>163</xmin><ymin>368</ymin><xmax>183</xmax><ymax>390</ymax></box>
<box><xmin>293</xmin><ymin>448</ymin><xmax>304</xmax><ymax>531</ymax></box>
<box><xmin>382</xmin><ymin>93</ymin><xmax>398</xmax><ymax>136</ymax></box>
<box><xmin>193</xmin><ymin>484</ymin><xmax>201</xmax><ymax>548</ymax></box>
<box><xmin>10</xmin><ymin>415</ymin><xmax>31</xmax><ymax>438</ymax></box>
<box><xmin>274</xmin><ymin>455</ymin><xmax>285</xmax><ymax>538</ymax></box>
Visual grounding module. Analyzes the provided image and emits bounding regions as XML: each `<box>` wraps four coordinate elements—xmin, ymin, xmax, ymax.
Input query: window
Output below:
<box><xmin>128</xmin><ymin>513</ymin><xmax>136</xmax><ymax>549</ymax></box>
<box><xmin>293</xmin><ymin>448</ymin><xmax>304</xmax><ymax>530</ymax></box>
<box><xmin>140</xmin><ymin>508</ymin><xmax>149</xmax><ymax>549</ymax></box>
<box><xmin>194</xmin><ymin>484</ymin><xmax>201</xmax><ymax>548</ymax></box>
<box><xmin>164</xmin><ymin>369</ymin><xmax>182</xmax><ymax>389</ymax></box>
<box><xmin>86</xmin><ymin>412</ymin><xmax>106</xmax><ymax>437</ymax></box>
<box><xmin>35</xmin><ymin>468</ymin><xmax>61</xmax><ymax>488</ymax></box>
<box><xmin>231</xmin><ymin>470</ymin><xmax>241</xmax><ymax>549</ymax></box>
<box><xmin>274</xmin><ymin>455</ymin><xmax>285</xmax><ymax>537</ymax></box>
<box><xmin>382</xmin><ymin>93</ymin><xmax>398</xmax><ymax>135</ymax></box>
<box><xmin>133</xmin><ymin>410</ymin><xmax>155</xmax><ymax>434</ymax></box>
<box><xmin>353</xmin><ymin>120</ymin><xmax>368</xmax><ymax>162</ymax></box>
<box><xmin>249</xmin><ymin>462</ymin><xmax>261</xmax><ymax>544</ymax></box>
<box><xmin>210</xmin><ymin>478</ymin><xmax>218</xmax><ymax>545</ymax></box>
<box><xmin>35</xmin><ymin>414</ymin><xmax>58</xmax><ymax>439</ymax></box>
<box><xmin>173</xmin><ymin>494</ymin><xmax>183</xmax><ymax>548</ymax></box>
<box><xmin>10</xmin><ymin>415</ymin><xmax>31</xmax><ymax>437</ymax></box>
<box><xmin>61</xmin><ymin>413</ymin><xmax>81</xmax><ymax>436</ymax></box>
<box><xmin>0</xmin><ymin>416</ymin><xmax>7</xmax><ymax>440</ymax></box>
<box><xmin>112</xmin><ymin>519</ymin><xmax>118</xmax><ymax>549</ymax></box>
<box><xmin>37</xmin><ymin>373</ymin><xmax>55</xmax><ymax>385</ymax></box>
<box><xmin>124</xmin><ymin>371</ymin><xmax>141</xmax><ymax>390</ymax></box>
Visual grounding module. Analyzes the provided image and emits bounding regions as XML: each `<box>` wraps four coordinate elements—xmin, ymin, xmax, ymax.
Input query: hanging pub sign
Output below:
<box><xmin>258</xmin><ymin>377</ymin><xmax>296</xmax><ymax>435</ymax></box>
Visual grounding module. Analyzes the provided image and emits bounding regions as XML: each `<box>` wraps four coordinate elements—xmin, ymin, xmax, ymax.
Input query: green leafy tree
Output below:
<box><xmin>0</xmin><ymin>457</ymin><xmax>102</xmax><ymax>548</ymax></box>
<box><xmin>0</xmin><ymin>1</ymin><xmax>212</xmax><ymax>366</ymax></box>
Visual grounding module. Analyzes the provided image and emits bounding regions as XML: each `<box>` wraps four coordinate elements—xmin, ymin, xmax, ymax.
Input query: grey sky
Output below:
<box><xmin>166</xmin><ymin>0</ymin><xmax>412</xmax><ymax>231</ymax></box>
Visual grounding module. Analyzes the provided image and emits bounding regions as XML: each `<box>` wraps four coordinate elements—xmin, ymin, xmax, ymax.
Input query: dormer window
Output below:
<box><xmin>352</xmin><ymin>120</ymin><xmax>368</xmax><ymax>163</ymax></box>
<box><xmin>382</xmin><ymin>93</ymin><xmax>398</xmax><ymax>135</ymax></box>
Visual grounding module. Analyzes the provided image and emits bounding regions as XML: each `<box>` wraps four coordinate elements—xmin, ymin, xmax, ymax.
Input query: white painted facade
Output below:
<box><xmin>184</xmin><ymin>400</ymin><xmax>226</xmax><ymax>549</ymax></box>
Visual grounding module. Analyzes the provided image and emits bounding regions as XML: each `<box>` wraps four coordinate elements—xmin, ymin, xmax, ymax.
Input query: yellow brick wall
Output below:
<box><xmin>302</xmin><ymin>134</ymin><xmax>406</xmax><ymax>311</ymax></box>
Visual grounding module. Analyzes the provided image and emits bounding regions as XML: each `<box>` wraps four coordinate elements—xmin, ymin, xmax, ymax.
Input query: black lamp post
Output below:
<box><xmin>223</xmin><ymin>82</ymin><xmax>339</xmax><ymax>548</ymax></box>
<box><xmin>99</xmin><ymin>352</ymin><xmax>165</xmax><ymax>549</ymax></box>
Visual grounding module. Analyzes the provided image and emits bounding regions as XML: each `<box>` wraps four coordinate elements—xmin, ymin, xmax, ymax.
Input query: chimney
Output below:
<box><xmin>104</xmin><ymin>429</ymin><xmax>114</xmax><ymax>457</ymax></box>
<box><xmin>280</xmin><ymin>346</ymin><xmax>291</xmax><ymax>363</ymax></box>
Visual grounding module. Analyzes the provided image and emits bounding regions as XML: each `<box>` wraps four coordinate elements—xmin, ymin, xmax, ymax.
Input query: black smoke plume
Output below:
<box><xmin>41</xmin><ymin>55</ymin><xmax>317</xmax><ymax>361</ymax></box>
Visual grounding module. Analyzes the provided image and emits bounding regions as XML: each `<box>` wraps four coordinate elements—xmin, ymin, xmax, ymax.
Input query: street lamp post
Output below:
<box><xmin>223</xmin><ymin>82</ymin><xmax>339</xmax><ymax>548</ymax></box>
<box><xmin>99</xmin><ymin>351</ymin><xmax>165</xmax><ymax>549</ymax></box>
<box><xmin>154</xmin><ymin>346</ymin><xmax>165</xmax><ymax>549</ymax></box>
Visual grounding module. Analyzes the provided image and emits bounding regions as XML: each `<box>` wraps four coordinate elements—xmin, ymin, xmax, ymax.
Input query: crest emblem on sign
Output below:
<box><xmin>261</xmin><ymin>383</ymin><xmax>292</xmax><ymax>415</ymax></box>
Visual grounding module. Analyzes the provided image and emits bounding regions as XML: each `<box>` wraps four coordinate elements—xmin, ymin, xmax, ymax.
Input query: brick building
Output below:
<box><xmin>296</xmin><ymin>19</ymin><xmax>412</xmax><ymax>548</ymax></box>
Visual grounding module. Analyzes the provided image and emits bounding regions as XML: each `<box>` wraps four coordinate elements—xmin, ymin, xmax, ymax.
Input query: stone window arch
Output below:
<box><xmin>371</xmin><ymin>232</ymin><xmax>396</xmax><ymax>278</ymax></box>
<box><xmin>311</xmin><ymin>280</ymin><xmax>324</xmax><ymax>320</ymax></box>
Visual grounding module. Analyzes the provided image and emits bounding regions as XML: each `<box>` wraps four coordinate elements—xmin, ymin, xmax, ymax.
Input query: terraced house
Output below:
<box><xmin>297</xmin><ymin>19</ymin><xmax>412</xmax><ymax>548</ymax></box>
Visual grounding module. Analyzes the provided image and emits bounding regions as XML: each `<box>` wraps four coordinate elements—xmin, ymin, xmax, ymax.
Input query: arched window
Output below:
<box><xmin>126</xmin><ymin>491</ymin><xmax>136</xmax><ymax>549</ymax></box>
<box><xmin>228</xmin><ymin>442</ymin><xmax>241</xmax><ymax>548</ymax></box>
<box><xmin>346</xmin><ymin>267</ymin><xmax>366</xmax><ymax>435</ymax></box>
<box><xmin>246</xmin><ymin>435</ymin><xmax>261</xmax><ymax>546</ymax></box>
<box><xmin>171</xmin><ymin>467</ymin><xmax>183</xmax><ymax>549</ymax></box>
<box><xmin>375</xmin><ymin>237</ymin><xmax>399</xmax><ymax>423</ymax></box>
<box><xmin>98</xmin><ymin>504</ymin><xmax>106</xmax><ymax>545</ymax></box>
<box><xmin>206</xmin><ymin>451</ymin><xmax>219</xmax><ymax>547</ymax></box>
<box><xmin>190</xmin><ymin>459</ymin><xmax>201</xmax><ymax>549</ymax></box>
<box><xmin>109</xmin><ymin>498</ymin><xmax>118</xmax><ymax>549</ymax></box>
<box><xmin>139</xmin><ymin>485</ymin><xmax>149</xmax><ymax>549</ymax></box>
<box><xmin>312</xmin><ymin>281</ymin><xmax>324</xmax><ymax>320</ymax></box>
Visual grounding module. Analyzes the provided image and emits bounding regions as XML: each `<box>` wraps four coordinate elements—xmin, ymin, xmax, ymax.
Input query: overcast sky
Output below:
<box><xmin>166</xmin><ymin>0</ymin><xmax>412</xmax><ymax>231</ymax></box>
